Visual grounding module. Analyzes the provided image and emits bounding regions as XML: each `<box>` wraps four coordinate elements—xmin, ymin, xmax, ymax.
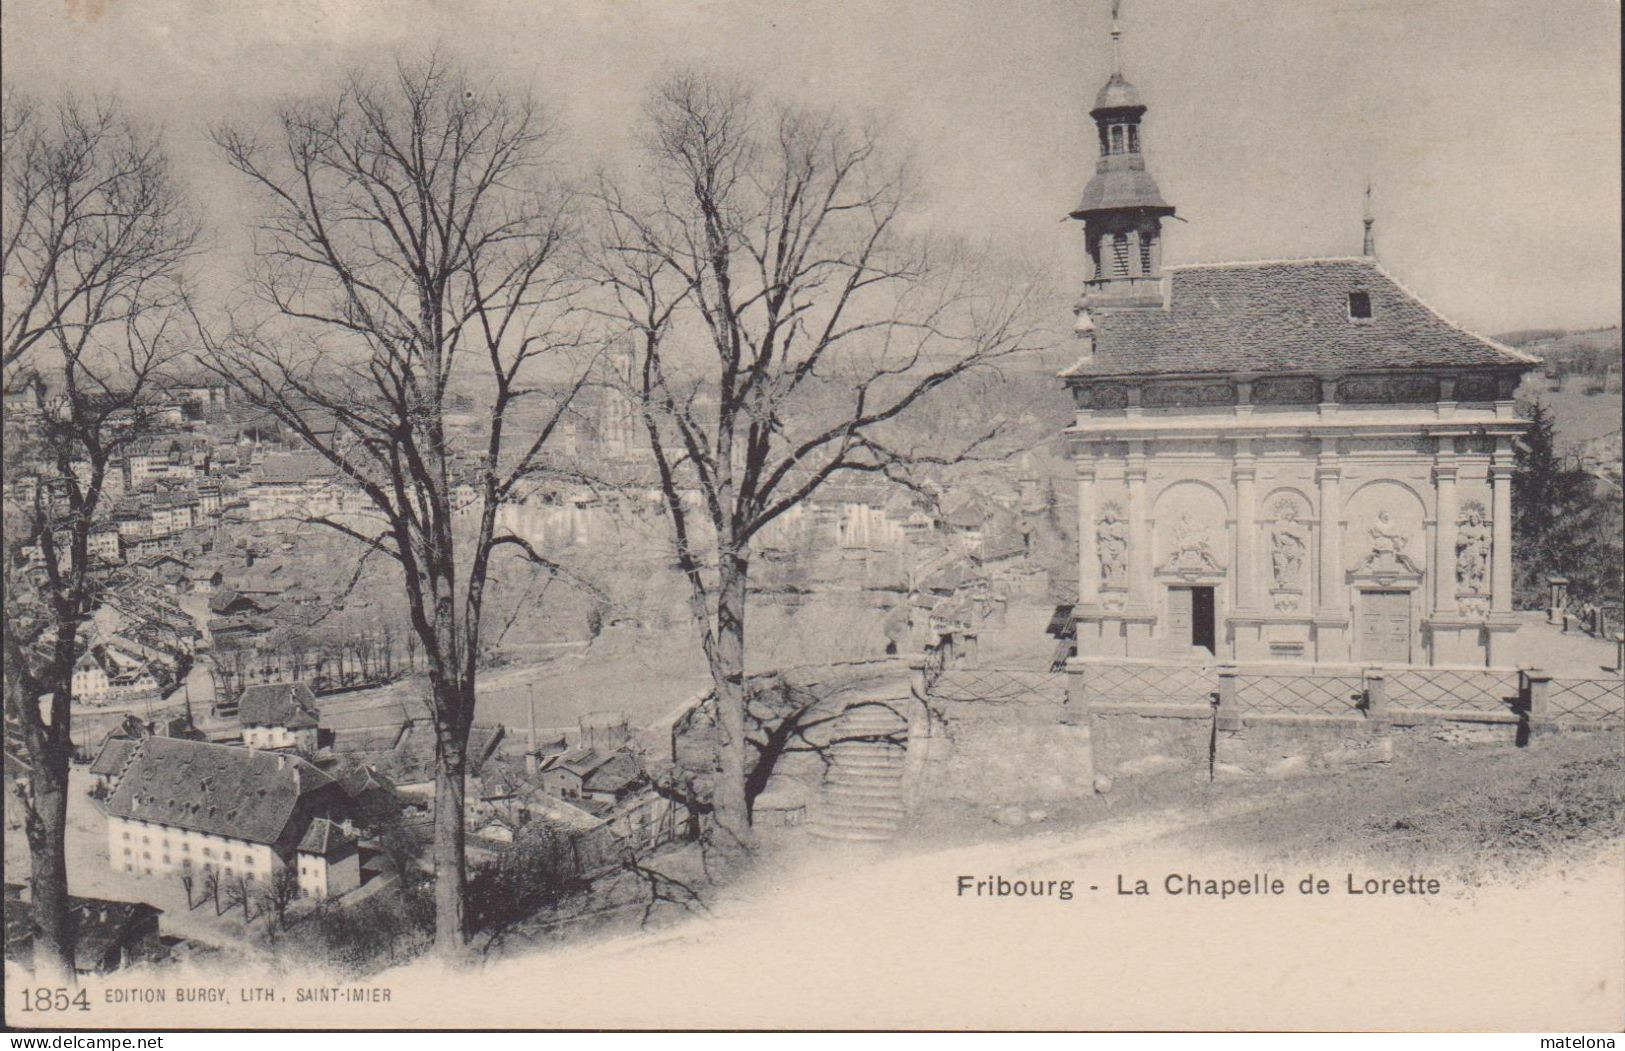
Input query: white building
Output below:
<box><xmin>103</xmin><ymin>737</ymin><xmax>353</xmax><ymax>897</ymax></box>
<box><xmin>294</xmin><ymin>818</ymin><xmax>361</xmax><ymax>899</ymax></box>
<box><xmin>237</xmin><ymin>681</ymin><xmax>322</xmax><ymax>752</ymax></box>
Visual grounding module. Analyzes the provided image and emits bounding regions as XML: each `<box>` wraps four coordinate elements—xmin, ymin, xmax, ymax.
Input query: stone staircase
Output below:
<box><xmin>808</xmin><ymin>699</ymin><xmax>911</xmax><ymax>842</ymax></box>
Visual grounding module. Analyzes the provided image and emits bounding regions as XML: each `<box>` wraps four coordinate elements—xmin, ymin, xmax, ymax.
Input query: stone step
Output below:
<box><xmin>807</xmin><ymin>824</ymin><xmax>897</xmax><ymax>843</ymax></box>
<box><xmin>838</xmin><ymin>717</ymin><xmax>908</xmax><ymax>733</ymax></box>
<box><xmin>829</xmin><ymin>749</ymin><xmax>905</xmax><ymax>763</ymax></box>
<box><xmin>811</xmin><ymin>810</ymin><xmax>901</xmax><ymax>834</ymax></box>
<box><xmin>828</xmin><ymin>766</ymin><xmax>905</xmax><ymax>783</ymax></box>
<box><xmin>821</xmin><ymin>799</ymin><xmax>906</xmax><ymax>819</ymax></box>
<box><xmin>839</xmin><ymin>708</ymin><xmax>908</xmax><ymax>726</ymax></box>
<box><xmin>829</xmin><ymin>763</ymin><xmax>906</xmax><ymax>778</ymax></box>
<box><xmin>825</xmin><ymin>786</ymin><xmax>903</xmax><ymax>802</ymax></box>
<box><xmin>829</xmin><ymin>746</ymin><xmax>906</xmax><ymax>761</ymax></box>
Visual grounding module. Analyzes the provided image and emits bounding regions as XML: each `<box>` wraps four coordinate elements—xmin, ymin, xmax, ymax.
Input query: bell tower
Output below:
<box><xmin>1070</xmin><ymin>0</ymin><xmax>1175</xmax><ymax>314</ymax></box>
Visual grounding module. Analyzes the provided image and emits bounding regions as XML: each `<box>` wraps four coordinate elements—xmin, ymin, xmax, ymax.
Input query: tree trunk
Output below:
<box><xmin>711</xmin><ymin>555</ymin><xmax>753</xmax><ymax>849</ymax></box>
<box><xmin>25</xmin><ymin>758</ymin><xmax>75</xmax><ymax>983</ymax></box>
<box><xmin>431</xmin><ymin>715</ymin><xmax>470</xmax><ymax>960</ymax></box>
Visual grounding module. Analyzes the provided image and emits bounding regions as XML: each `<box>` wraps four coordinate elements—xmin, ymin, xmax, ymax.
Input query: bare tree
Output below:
<box><xmin>1</xmin><ymin>87</ymin><xmax>196</xmax><ymax>982</ymax></box>
<box><xmin>259</xmin><ymin>865</ymin><xmax>300</xmax><ymax>932</ymax></box>
<box><xmin>595</xmin><ymin>73</ymin><xmax>1048</xmax><ymax>847</ymax></box>
<box><xmin>199</xmin><ymin>56</ymin><xmax>592</xmax><ymax>958</ymax></box>
<box><xmin>224</xmin><ymin>876</ymin><xmax>255</xmax><ymax>920</ymax></box>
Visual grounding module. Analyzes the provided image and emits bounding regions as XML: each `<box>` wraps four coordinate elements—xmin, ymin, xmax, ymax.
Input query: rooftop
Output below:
<box><xmin>1062</xmin><ymin>258</ymin><xmax>1538</xmax><ymax>380</ymax></box>
<box><xmin>238</xmin><ymin>681</ymin><xmax>319</xmax><ymax>729</ymax></box>
<box><xmin>105</xmin><ymin>737</ymin><xmax>337</xmax><ymax>846</ymax></box>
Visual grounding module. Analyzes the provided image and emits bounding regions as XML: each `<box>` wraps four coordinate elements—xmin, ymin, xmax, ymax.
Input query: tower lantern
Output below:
<box><xmin>1070</xmin><ymin>0</ymin><xmax>1174</xmax><ymax>313</ymax></box>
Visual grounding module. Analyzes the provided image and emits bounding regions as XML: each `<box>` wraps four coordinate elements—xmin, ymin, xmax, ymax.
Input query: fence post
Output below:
<box><xmin>1364</xmin><ymin>667</ymin><xmax>1388</xmax><ymax>731</ymax></box>
<box><xmin>1215</xmin><ymin>663</ymin><xmax>1243</xmax><ymax>731</ymax></box>
<box><xmin>1546</xmin><ymin>575</ymin><xmax>1568</xmax><ymax>625</ymax></box>
<box><xmin>1616</xmin><ymin>634</ymin><xmax>1624</xmax><ymax>676</ymax></box>
<box><xmin>1523</xmin><ymin>668</ymin><xmax>1551</xmax><ymax>724</ymax></box>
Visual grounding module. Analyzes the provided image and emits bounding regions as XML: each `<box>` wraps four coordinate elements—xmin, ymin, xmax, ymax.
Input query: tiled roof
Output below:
<box><xmin>238</xmin><ymin>682</ymin><xmax>319</xmax><ymax>729</ymax></box>
<box><xmin>1061</xmin><ymin>258</ymin><xmax>1538</xmax><ymax>380</ymax></box>
<box><xmin>582</xmin><ymin>752</ymin><xmax>642</xmax><ymax>795</ymax></box>
<box><xmin>89</xmin><ymin>737</ymin><xmax>139</xmax><ymax>777</ymax></box>
<box><xmin>296</xmin><ymin>817</ymin><xmax>353</xmax><ymax>858</ymax></box>
<box><xmin>105</xmin><ymin>737</ymin><xmax>336</xmax><ymax>846</ymax></box>
<box><xmin>254</xmin><ymin>453</ymin><xmax>332</xmax><ymax>487</ymax></box>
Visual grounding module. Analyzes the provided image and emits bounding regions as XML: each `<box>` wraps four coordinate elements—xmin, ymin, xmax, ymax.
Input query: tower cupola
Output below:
<box><xmin>1070</xmin><ymin>1</ymin><xmax>1174</xmax><ymax>313</ymax></box>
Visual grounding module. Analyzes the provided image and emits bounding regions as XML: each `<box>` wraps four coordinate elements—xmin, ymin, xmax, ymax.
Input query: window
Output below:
<box><xmin>1111</xmin><ymin>233</ymin><xmax>1131</xmax><ymax>277</ymax></box>
<box><xmin>1138</xmin><ymin>233</ymin><xmax>1155</xmax><ymax>275</ymax></box>
<box><xmin>223</xmin><ymin>850</ymin><xmax>232</xmax><ymax>861</ymax></box>
<box><xmin>125</xmin><ymin>864</ymin><xmax>133</xmax><ymax>873</ymax></box>
<box><xmin>225</xmin><ymin>867</ymin><xmax>233</xmax><ymax>878</ymax></box>
<box><xmin>1109</xmin><ymin>125</ymin><xmax>1125</xmax><ymax>153</ymax></box>
<box><xmin>123</xmin><ymin>847</ymin><xmax>131</xmax><ymax>856</ymax></box>
<box><xmin>1127</xmin><ymin>125</ymin><xmax>1139</xmax><ymax>152</ymax></box>
<box><xmin>244</xmin><ymin>856</ymin><xmax>254</xmax><ymax>867</ymax></box>
<box><xmin>181</xmin><ymin>842</ymin><xmax>189</xmax><ymax>853</ymax></box>
<box><xmin>202</xmin><ymin>848</ymin><xmax>212</xmax><ymax>858</ymax></box>
<box><xmin>1348</xmin><ymin>291</ymin><xmax>1373</xmax><ymax>319</ymax></box>
<box><xmin>123</xmin><ymin>831</ymin><xmax>131</xmax><ymax>841</ymax></box>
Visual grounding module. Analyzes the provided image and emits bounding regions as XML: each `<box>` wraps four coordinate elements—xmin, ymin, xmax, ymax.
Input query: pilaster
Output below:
<box><xmin>1432</xmin><ymin>442</ymin><xmax>1459</xmax><ymax>617</ymax></box>
<box><xmin>1490</xmin><ymin>436</ymin><xmax>1514</xmax><ymax>614</ymax></box>
<box><xmin>1233</xmin><ymin>438</ymin><xmax>1258</xmax><ymax>612</ymax></box>
<box><xmin>1075</xmin><ymin>449</ymin><xmax>1098</xmax><ymax>606</ymax></box>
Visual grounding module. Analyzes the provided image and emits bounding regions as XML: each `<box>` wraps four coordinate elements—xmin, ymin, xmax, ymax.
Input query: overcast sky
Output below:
<box><xmin>5</xmin><ymin>0</ymin><xmax>1619</xmax><ymax>334</ymax></box>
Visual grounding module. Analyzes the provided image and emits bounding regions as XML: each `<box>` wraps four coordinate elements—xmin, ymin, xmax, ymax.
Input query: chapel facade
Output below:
<box><xmin>1061</xmin><ymin>14</ymin><xmax>1536</xmax><ymax>671</ymax></box>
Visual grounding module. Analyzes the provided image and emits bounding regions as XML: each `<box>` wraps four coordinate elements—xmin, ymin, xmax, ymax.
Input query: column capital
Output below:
<box><xmin>1432</xmin><ymin>461</ymin><xmax>1459</xmax><ymax>482</ymax></box>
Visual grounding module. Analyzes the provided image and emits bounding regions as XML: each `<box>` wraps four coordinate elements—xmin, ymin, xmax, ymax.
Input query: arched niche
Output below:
<box><xmin>1343</xmin><ymin>478</ymin><xmax>1428</xmax><ymax>575</ymax></box>
<box><xmin>1152</xmin><ymin>479</ymin><xmax>1229</xmax><ymax>576</ymax></box>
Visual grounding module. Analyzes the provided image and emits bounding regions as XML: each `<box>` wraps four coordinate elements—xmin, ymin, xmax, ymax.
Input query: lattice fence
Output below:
<box><xmin>1235</xmin><ymin>673</ymin><xmax>1365</xmax><ymax>715</ymax></box>
<box><xmin>1547</xmin><ymin>677</ymin><xmax>1625</xmax><ymax>721</ymax></box>
<box><xmin>1387</xmin><ymin>669</ymin><xmax>1518</xmax><ymax>713</ymax></box>
<box><xmin>1083</xmin><ymin>663</ymin><xmax>1218</xmax><ymax>706</ymax></box>
<box><xmin>928</xmin><ymin>667</ymin><xmax>1069</xmax><ymax>705</ymax></box>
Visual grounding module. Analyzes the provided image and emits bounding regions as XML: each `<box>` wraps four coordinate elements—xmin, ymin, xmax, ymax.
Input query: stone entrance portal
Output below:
<box><xmin>1358</xmin><ymin>589</ymin><xmax>1411</xmax><ymax>663</ymax></box>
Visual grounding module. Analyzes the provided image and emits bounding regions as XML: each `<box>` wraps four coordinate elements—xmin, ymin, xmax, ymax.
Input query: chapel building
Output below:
<box><xmin>1061</xmin><ymin>14</ymin><xmax>1536</xmax><ymax>671</ymax></box>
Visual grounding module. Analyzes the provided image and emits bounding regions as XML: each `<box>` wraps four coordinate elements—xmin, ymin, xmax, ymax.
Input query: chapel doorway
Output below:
<box><xmin>1358</xmin><ymin>589</ymin><xmax>1411</xmax><ymax>663</ymax></box>
<box><xmin>1168</xmin><ymin>585</ymin><xmax>1217</xmax><ymax>656</ymax></box>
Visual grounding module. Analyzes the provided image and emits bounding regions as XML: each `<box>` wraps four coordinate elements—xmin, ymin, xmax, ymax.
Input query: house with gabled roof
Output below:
<box><xmin>103</xmin><ymin>737</ymin><xmax>355</xmax><ymax>896</ymax></box>
<box><xmin>294</xmin><ymin>818</ymin><xmax>360</xmax><ymax>899</ymax></box>
<box><xmin>237</xmin><ymin>681</ymin><xmax>322</xmax><ymax>751</ymax></box>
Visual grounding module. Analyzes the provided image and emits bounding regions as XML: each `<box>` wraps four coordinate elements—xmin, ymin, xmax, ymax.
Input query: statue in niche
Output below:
<box><xmin>1160</xmin><ymin>511</ymin><xmax>1222</xmax><ymax>574</ymax></box>
<box><xmin>1270</xmin><ymin>510</ymin><xmax>1308</xmax><ymax>592</ymax></box>
<box><xmin>1354</xmin><ymin>507</ymin><xmax>1422</xmax><ymax>576</ymax></box>
<box><xmin>1097</xmin><ymin>501</ymin><xmax>1128</xmax><ymax>588</ymax></box>
<box><xmin>1369</xmin><ymin>510</ymin><xmax>1409</xmax><ymax>556</ymax></box>
<box><xmin>1455</xmin><ymin>501</ymin><xmax>1491</xmax><ymax>595</ymax></box>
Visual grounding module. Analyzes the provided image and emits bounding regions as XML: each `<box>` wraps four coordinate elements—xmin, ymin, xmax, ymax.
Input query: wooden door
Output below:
<box><xmin>1167</xmin><ymin>587</ymin><xmax>1193</xmax><ymax>647</ymax></box>
<box><xmin>1359</xmin><ymin>589</ymin><xmax>1411</xmax><ymax>662</ymax></box>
